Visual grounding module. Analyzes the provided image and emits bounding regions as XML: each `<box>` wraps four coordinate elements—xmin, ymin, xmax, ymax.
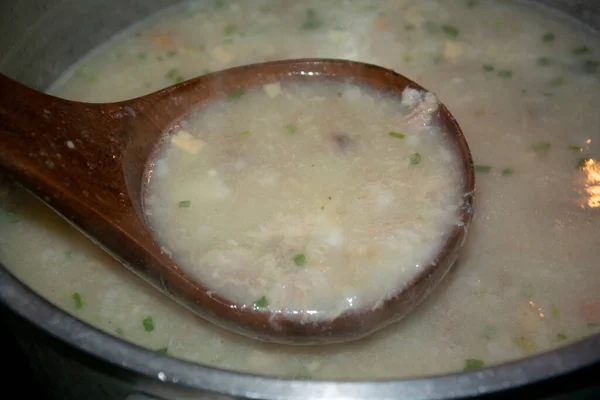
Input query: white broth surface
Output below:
<box><xmin>1</xmin><ymin>0</ymin><xmax>599</xmax><ymax>379</ymax></box>
<box><xmin>145</xmin><ymin>83</ymin><xmax>464</xmax><ymax>323</ymax></box>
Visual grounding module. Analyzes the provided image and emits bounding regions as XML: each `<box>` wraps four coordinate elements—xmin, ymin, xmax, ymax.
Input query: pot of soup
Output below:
<box><xmin>0</xmin><ymin>0</ymin><xmax>599</xmax><ymax>399</ymax></box>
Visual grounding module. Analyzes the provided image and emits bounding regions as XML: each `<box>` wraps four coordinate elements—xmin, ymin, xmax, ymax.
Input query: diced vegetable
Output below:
<box><xmin>409</xmin><ymin>153</ymin><xmax>421</xmax><ymax>165</ymax></box>
<box><xmin>542</xmin><ymin>32</ymin><xmax>555</xmax><ymax>43</ymax></box>
<box><xmin>576</xmin><ymin>157</ymin><xmax>591</xmax><ymax>170</ymax></box>
<box><xmin>157</xmin><ymin>347</ymin><xmax>169</xmax><ymax>354</ymax></box>
<box><xmin>573</xmin><ymin>45</ymin><xmax>591</xmax><ymax>55</ymax></box>
<box><xmin>514</xmin><ymin>336</ymin><xmax>536</xmax><ymax>352</ymax></box>
<box><xmin>552</xmin><ymin>306</ymin><xmax>560</xmax><ymax>318</ymax></box>
<box><xmin>442</xmin><ymin>25</ymin><xmax>460</xmax><ymax>37</ymax></box>
<box><xmin>475</xmin><ymin>165</ymin><xmax>492</xmax><ymax>173</ymax></box>
<box><xmin>501</xmin><ymin>167</ymin><xmax>514</xmax><ymax>176</ymax></box>
<box><xmin>388</xmin><ymin>131</ymin><xmax>406</xmax><ymax>139</ymax></box>
<box><xmin>463</xmin><ymin>358</ymin><xmax>485</xmax><ymax>370</ymax></box>
<box><xmin>71</xmin><ymin>293</ymin><xmax>83</xmax><ymax>309</ymax></box>
<box><xmin>293</xmin><ymin>254</ymin><xmax>307</xmax><ymax>266</ymax></box>
<box><xmin>556</xmin><ymin>333</ymin><xmax>567</xmax><ymax>341</ymax></box>
<box><xmin>286</xmin><ymin>124</ymin><xmax>298</xmax><ymax>134</ymax></box>
<box><xmin>537</xmin><ymin>57</ymin><xmax>553</xmax><ymax>66</ymax></box>
<box><xmin>178</xmin><ymin>200</ymin><xmax>191</xmax><ymax>208</ymax></box>
<box><xmin>223</xmin><ymin>24</ymin><xmax>237</xmax><ymax>35</ymax></box>
<box><xmin>252</xmin><ymin>296</ymin><xmax>268</xmax><ymax>310</ymax></box>
<box><xmin>483</xmin><ymin>64</ymin><xmax>494</xmax><ymax>72</ymax></box>
<box><xmin>165</xmin><ymin>68</ymin><xmax>185</xmax><ymax>84</ymax></box>
<box><xmin>115</xmin><ymin>328</ymin><xmax>124</xmax><ymax>336</ymax></box>
<box><xmin>150</xmin><ymin>32</ymin><xmax>177</xmax><ymax>50</ymax></box>
<box><xmin>302</xmin><ymin>9</ymin><xmax>322</xmax><ymax>30</ymax></box>
<box><xmin>240</xmin><ymin>130</ymin><xmax>252</xmax><ymax>138</ymax></box>
<box><xmin>497</xmin><ymin>70</ymin><xmax>512</xmax><ymax>78</ymax></box>
<box><xmin>226</xmin><ymin>88</ymin><xmax>246</xmax><ymax>101</ymax></box>
<box><xmin>143</xmin><ymin>316</ymin><xmax>155</xmax><ymax>332</ymax></box>
<box><xmin>532</xmin><ymin>141</ymin><xmax>552</xmax><ymax>152</ymax></box>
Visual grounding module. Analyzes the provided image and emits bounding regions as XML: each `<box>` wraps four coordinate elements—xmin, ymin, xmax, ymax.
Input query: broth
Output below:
<box><xmin>0</xmin><ymin>0</ymin><xmax>599</xmax><ymax>379</ymax></box>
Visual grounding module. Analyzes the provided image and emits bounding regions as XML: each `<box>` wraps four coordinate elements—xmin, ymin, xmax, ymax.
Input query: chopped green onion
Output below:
<box><xmin>178</xmin><ymin>200</ymin><xmax>191</xmax><ymax>208</ymax></box>
<box><xmin>573</xmin><ymin>45</ymin><xmax>591</xmax><ymax>55</ymax></box>
<box><xmin>405</xmin><ymin>24</ymin><xmax>416</xmax><ymax>31</ymax></box>
<box><xmin>157</xmin><ymin>347</ymin><xmax>169</xmax><ymax>354</ymax></box>
<box><xmin>215</xmin><ymin>0</ymin><xmax>224</xmax><ymax>8</ymax></box>
<box><xmin>463</xmin><ymin>359</ymin><xmax>485</xmax><ymax>371</ymax></box>
<box><xmin>497</xmin><ymin>70</ymin><xmax>512</xmax><ymax>78</ymax></box>
<box><xmin>432</xmin><ymin>55</ymin><xmax>444</xmax><ymax>65</ymax></box>
<box><xmin>416</xmin><ymin>215</ymin><xmax>425</xmax><ymax>222</ymax></box>
<box><xmin>165</xmin><ymin>68</ymin><xmax>185</xmax><ymax>84</ymax></box>
<box><xmin>568</xmin><ymin>144</ymin><xmax>582</xmax><ymax>152</ymax></box>
<box><xmin>142</xmin><ymin>316</ymin><xmax>154</xmax><ymax>332</ymax></box>
<box><xmin>550</xmin><ymin>77</ymin><xmax>565</xmax><ymax>87</ymax></box>
<box><xmin>286</xmin><ymin>124</ymin><xmax>298</xmax><ymax>134</ymax></box>
<box><xmin>483</xmin><ymin>325</ymin><xmax>497</xmax><ymax>340</ymax></box>
<box><xmin>388</xmin><ymin>131</ymin><xmax>406</xmax><ymax>139</ymax></box>
<box><xmin>226</xmin><ymin>88</ymin><xmax>246</xmax><ymax>101</ymax></box>
<box><xmin>409</xmin><ymin>152</ymin><xmax>422</xmax><ymax>165</ymax></box>
<box><xmin>514</xmin><ymin>336</ymin><xmax>536</xmax><ymax>352</ymax></box>
<box><xmin>537</xmin><ymin>57</ymin><xmax>553</xmax><ymax>66</ymax></box>
<box><xmin>441</xmin><ymin>25</ymin><xmax>460</xmax><ymax>37</ymax></box>
<box><xmin>240</xmin><ymin>130</ymin><xmax>252</xmax><ymax>138</ymax></box>
<box><xmin>71</xmin><ymin>293</ymin><xmax>83</xmax><ymax>309</ymax></box>
<box><xmin>223</xmin><ymin>24</ymin><xmax>237</xmax><ymax>35</ymax></box>
<box><xmin>115</xmin><ymin>328</ymin><xmax>124</xmax><ymax>336</ymax></box>
<box><xmin>302</xmin><ymin>9</ymin><xmax>322</xmax><ymax>30</ymax></box>
<box><xmin>552</xmin><ymin>306</ymin><xmax>561</xmax><ymax>318</ymax></box>
<box><xmin>475</xmin><ymin>165</ymin><xmax>492</xmax><ymax>173</ymax></box>
<box><xmin>137</xmin><ymin>52</ymin><xmax>148</xmax><ymax>61</ymax></box>
<box><xmin>293</xmin><ymin>254</ymin><xmax>306</xmax><ymax>266</ymax></box>
<box><xmin>252</xmin><ymin>296</ymin><xmax>268</xmax><ymax>310</ymax></box>
<box><xmin>583</xmin><ymin>60</ymin><xmax>599</xmax><ymax>74</ymax></box>
<box><xmin>483</xmin><ymin>64</ymin><xmax>494</xmax><ymax>72</ymax></box>
<box><xmin>532</xmin><ymin>141</ymin><xmax>552</xmax><ymax>152</ymax></box>
<box><xmin>542</xmin><ymin>32</ymin><xmax>555</xmax><ymax>43</ymax></box>
<box><xmin>501</xmin><ymin>167</ymin><xmax>514</xmax><ymax>176</ymax></box>
<box><xmin>576</xmin><ymin>157</ymin><xmax>591</xmax><ymax>170</ymax></box>
<box><xmin>466</xmin><ymin>0</ymin><xmax>478</xmax><ymax>7</ymax></box>
<box><xmin>556</xmin><ymin>333</ymin><xmax>567</xmax><ymax>341</ymax></box>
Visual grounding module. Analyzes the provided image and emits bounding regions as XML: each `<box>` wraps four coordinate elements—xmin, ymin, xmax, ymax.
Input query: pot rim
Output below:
<box><xmin>1</xmin><ymin>264</ymin><xmax>599</xmax><ymax>399</ymax></box>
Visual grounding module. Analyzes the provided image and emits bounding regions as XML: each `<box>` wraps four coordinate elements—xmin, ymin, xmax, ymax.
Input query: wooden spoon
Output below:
<box><xmin>0</xmin><ymin>59</ymin><xmax>475</xmax><ymax>345</ymax></box>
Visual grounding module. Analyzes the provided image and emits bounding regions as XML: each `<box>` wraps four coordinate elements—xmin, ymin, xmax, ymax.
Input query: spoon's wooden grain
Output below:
<box><xmin>0</xmin><ymin>59</ymin><xmax>475</xmax><ymax>344</ymax></box>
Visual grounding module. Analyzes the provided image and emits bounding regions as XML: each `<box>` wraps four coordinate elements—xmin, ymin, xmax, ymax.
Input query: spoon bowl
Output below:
<box><xmin>0</xmin><ymin>59</ymin><xmax>474</xmax><ymax>344</ymax></box>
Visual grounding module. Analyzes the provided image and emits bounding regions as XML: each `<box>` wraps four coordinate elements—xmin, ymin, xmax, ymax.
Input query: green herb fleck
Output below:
<box><xmin>286</xmin><ymin>124</ymin><xmax>297</xmax><ymax>134</ymax></box>
<box><xmin>178</xmin><ymin>200</ymin><xmax>191</xmax><ymax>208</ymax></box>
<box><xmin>215</xmin><ymin>0</ymin><xmax>224</xmax><ymax>8</ymax></box>
<box><xmin>583</xmin><ymin>60</ymin><xmax>599</xmax><ymax>74</ymax></box>
<box><xmin>165</xmin><ymin>68</ymin><xmax>185</xmax><ymax>84</ymax></box>
<box><xmin>409</xmin><ymin>152</ymin><xmax>422</xmax><ymax>165</ymax></box>
<box><xmin>467</xmin><ymin>0</ymin><xmax>478</xmax><ymax>7</ymax></box>
<box><xmin>483</xmin><ymin>64</ymin><xmax>494</xmax><ymax>72</ymax></box>
<box><xmin>403</xmin><ymin>53</ymin><xmax>413</xmax><ymax>63</ymax></box>
<box><xmin>223</xmin><ymin>24</ymin><xmax>237</xmax><ymax>35</ymax></box>
<box><xmin>115</xmin><ymin>328</ymin><xmax>124</xmax><ymax>336</ymax></box>
<box><xmin>142</xmin><ymin>316</ymin><xmax>154</xmax><ymax>332</ymax></box>
<box><xmin>475</xmin><ymin>165</ymin><xmax>492</xmax><ymax>173</ymax></box>
<box><xmin>240</xmin><ymin>130</ymin><xmax>251</xmax><ymax>138</ymax></box>
<box><xmin>226</xmin><ymin>88</ymin><xmax>245</xmax><ymax>101</ymax></box>
<box><xmin>497</xmin><ymin>70</ymin><xmax>512</xmax><ymax>78</ymax></box>
<box><xmin>137</xmin><ymin>52</ymin><xmax>148</xmax><ymax>61</ymax></box>
<box><xmin>552</xmin><ymin>306</ymin><xmax>561</xmax><ymax>318</ymax></box>
<box><xmin>576</xmin><ymin>157</ymin><xmax>591</xmax><ymax>170</ymax></box>
<box><xmin>464</xmin><ymin>359</ymin><xmax>485</xmax><ymax>371</ymax></box>
<box><xmin>532</xmin><ymin>141</ymin><xmax>552</xmax><ymax>152</ymax></box>
<box><xmin>252</xmin><ymin>296</ymin><xmax>268</xmax><ymax>310</ymax></box>
<box><xmin>405</xmin><ymin>24</ymin><xmax>416</xmax><ymax>31</ymax></box>
<box><xmin>417</xmin><ymin>215</ymin><xmax>425</xmax><ymax>222</ymax></box>
<box><xmin>501</xmin><ymin>167</ymin><xmax>514</xmax><ymax>176</ymax></box>
<box><xmin>537</xmin><ymin>57</ymin><xmax>553</xmax><ymax>66</ymax></box>
<box><xmin>556</xmin><ymin>333</ymin><xmax>567</xmax><ymax>341</ymax></box>
<box><xmin>442</xmin><ymin>25</ymin><xmax>460</xmax><ymax>37</ymax></box>
<box><xmin>388</xmin><ymin>131</ymin><xmax>406</xmax><ymax>139</ymax></box>
<box><xmin>483</xmin><ymin>325</ymin><xmax>497</xmax><ymax>340</ymax></box>
<box><xmin>157</xmin><ymin>347</ymin><xmax>169</xmax><ymax>354</ymax></box>
<box><xmin>550</xmin><ymin>77</ymin><xmax>565</xmax><ymax>87</ymax></box>
<box><xmin>568</xmin><ymin>144</ymin><xmax>582</xmax><ymax>152</ymax></box>
<box><xmin>573</xmin><ymin>45</ymin><xmax>591</xmax><ymax>55</ymax></box>
<box><xmin>167</xmin><ymin>50</ymin><xmax>178</xmax><ymax>57</ymax></box>
<box><xmin>514</xmin><ymin>336</ymin><xmax>536</xmax><ymax>352</ymax></box>
<box><xmin>302</xmin><ymin>9</ymin><xmax>322</xmax><ymax>30</ymax></box>
<box><xmin>71</xmin><ymin>293</ymin><xmax>83</xmax><ymax>309</ymax></box>
<box><xmin>432</xmin><ymin>55</ymin><xmax>444</xmax><ymax>65</ymax></box>
<box><xmin>293</xmin><ymin>254</ymin><xmax>307</xmax><ymax>266</ymax></box>
<box><xmin>542</xmin><ymin>32</ymin><xmax>555</xmax><ymax>43</ymax></box>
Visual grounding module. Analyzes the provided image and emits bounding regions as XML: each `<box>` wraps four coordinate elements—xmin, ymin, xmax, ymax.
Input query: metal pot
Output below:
<box><xmin>0</xmin><ymin>1</ymin><xmax>599</xmax><ymax>399</ymax></box>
